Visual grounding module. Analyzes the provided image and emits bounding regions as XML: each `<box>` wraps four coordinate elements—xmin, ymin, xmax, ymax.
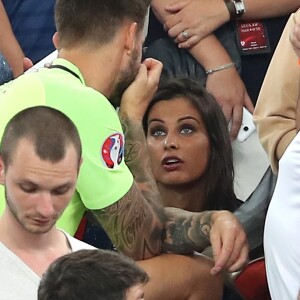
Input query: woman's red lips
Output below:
<box><xmin>161</xmin><ymin>156</ymin><xmax>183</xmax><ymax>171</ymax></box>
<box><xmin>162</xmin><ymin>156</ymin><xmax>182</xmax><ymax>164</ymax></box>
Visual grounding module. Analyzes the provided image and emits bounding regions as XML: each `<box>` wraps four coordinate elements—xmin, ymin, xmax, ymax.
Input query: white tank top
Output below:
<box><xmin>264</xmin><ymin>131</ymin><xmax>300</xmax><ymax>300</ymax></box>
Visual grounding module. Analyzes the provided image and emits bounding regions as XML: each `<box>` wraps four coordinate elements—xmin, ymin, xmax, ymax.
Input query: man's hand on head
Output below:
<box><xmin>120</xmin><ymin>58</ymin><xmax>162</xmax><ymax>121</ymax></box>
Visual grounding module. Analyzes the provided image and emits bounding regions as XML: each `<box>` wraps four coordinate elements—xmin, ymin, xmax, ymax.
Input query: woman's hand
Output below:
<box><xmin>206</xmin><ymin>67</ymin><xmax>254</xmax><ymax>140</ymax></box>
<box><xmin>209</xmin><ymin>210</ymin><xmax>249</xmax><ymax>275</ymax></box>
<box><xmin>164</xmin><ymin>0</ymin><xmax>230</xmax><ymax>48</ymax></box>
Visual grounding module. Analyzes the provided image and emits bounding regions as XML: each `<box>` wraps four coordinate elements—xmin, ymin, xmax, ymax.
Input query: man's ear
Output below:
<box><xmin>77</xmin><ymin>157</ymin><xmax>83</xmax><ymax>174</ymax></box>
<box><xmin>52</xmin><ymin>32</ymin><xmax>60</xmax><ymax>49</ymax></box>
<box><xmin>0</xmin><ymin>156</ymin><xmax>5</xmax><ymax>185</ymax></box>
<box><xmin>124</xmin><ymin>22</ymin><xmax>138</xmax><ymax>55</ymax></box>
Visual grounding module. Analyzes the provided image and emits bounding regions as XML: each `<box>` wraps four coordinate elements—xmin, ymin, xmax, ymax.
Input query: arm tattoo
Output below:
<box><xmin>120</xmin><ymin>112</ymin><xmax>162</xmax><ymax>209</ymax></box>
<box><xmin>92</xmin><ymin>182</ymin><xmax>165</xmax><ymax>260</ymax></box>
<box><xmin>163</xmin><ymin>208</ymin><xmax>213</xmax><ymax>254</ymax></box>
<box><xmin>75</xmin><ymin>108</ymin><xmax>165</xmax><ymax>260</ymax></box>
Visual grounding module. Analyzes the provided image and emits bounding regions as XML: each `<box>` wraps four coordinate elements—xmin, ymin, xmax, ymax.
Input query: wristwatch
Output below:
<box><xmin>224</xmin><ymin>0</ymin><xmax>246</xmax><ymax>20</ymax></box>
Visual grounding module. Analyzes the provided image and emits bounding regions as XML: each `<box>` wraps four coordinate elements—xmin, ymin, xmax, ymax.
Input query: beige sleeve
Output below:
<box><xmin>253</xmin><ymin>11</ymin><xmax>300</xmax><ymax>173</ymax></box>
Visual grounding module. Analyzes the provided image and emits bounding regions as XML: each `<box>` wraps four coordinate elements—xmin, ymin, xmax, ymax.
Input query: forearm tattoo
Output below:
<box><xmin>120</xmin><ymin>113</ymin><xmax>161</xmax><ymax>206</ymax></box>
<box><xmin>163</xmin><ymin>208</ymin><xmax>212</xmax><ymax>254</ymax></box>
<box><xmin>92</xmin><ymin>182</ymin><xmax>165</xmax><ymax>260</ymax></box>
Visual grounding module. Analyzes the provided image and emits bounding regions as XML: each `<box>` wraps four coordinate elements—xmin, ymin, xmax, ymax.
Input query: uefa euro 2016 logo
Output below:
<box><xmin>101</xmin><ymin>133</ymin><xmax>124</xmax><ymax>169</ymax></box>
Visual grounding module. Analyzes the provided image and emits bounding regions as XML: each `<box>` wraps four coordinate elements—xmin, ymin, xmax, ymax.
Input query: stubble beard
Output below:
<box><xmin>5</xmin><ymin>189</ymin><xmax>57</xmax><ymax>235</ymax></box>
<box><xmin>110</xmin><ymin>48</ymin><xmax>140</xmax><ymax>108</ymax></box>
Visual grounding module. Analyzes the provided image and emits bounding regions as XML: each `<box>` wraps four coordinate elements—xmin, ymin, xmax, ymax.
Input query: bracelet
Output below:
<box><xmin>223</xmin><ymin>0</ymin><xmax>245</xmax><ymax>20</ymax></box>
<box><xmin>205</xmin><ymin>62</ymin><xmax>235</xmax><ymax>75</ymax></box>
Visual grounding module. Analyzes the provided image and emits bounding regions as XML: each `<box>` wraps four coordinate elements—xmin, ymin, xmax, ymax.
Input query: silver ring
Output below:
<box><xmin>182</xmin><ymin>30</ymin><xmax>189</xmax><ymax>39</ymax></box>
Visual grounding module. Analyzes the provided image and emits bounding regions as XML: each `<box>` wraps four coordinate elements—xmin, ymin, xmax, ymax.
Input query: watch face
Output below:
<box><xmin>234</xmin><ymin>0</ymin><xmax>245</xmax><ymax>16</ymax></box>
<box><xmin>236</xmin><ymin>3</ymin><xmax>244</xmax><ymax>12</ymax></box>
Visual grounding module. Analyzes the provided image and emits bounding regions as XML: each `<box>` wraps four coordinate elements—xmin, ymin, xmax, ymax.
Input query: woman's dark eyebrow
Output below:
<box><xmin>178</xmin><ymin>116</ymin><xmax>201</xmax><ymax>124</ymax></box>
<box><xmin>148</xmin><ymin>116</ymin><xmax>201</xmax><ymax>125</ymax></box>
<box><xmin>148</xmin><ymin>118</ymin><xmax>164</xmax><ymax>125</ymax></box>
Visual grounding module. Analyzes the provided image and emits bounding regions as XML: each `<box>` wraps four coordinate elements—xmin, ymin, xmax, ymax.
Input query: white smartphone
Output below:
<box><xmin>236</xmin><ymin>107</ymin><xmax>256</xmax><ymax>143</ymax></box>
<box><xmin>25</xmin><ymin>50</ymin><xmax>58</xmax><ymax>74</ymax></box>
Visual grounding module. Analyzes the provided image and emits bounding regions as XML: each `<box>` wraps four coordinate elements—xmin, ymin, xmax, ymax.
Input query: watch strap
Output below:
<box><xmin>224</xmin><ymin>0</ymin><xmax>245</xmax><ymax>20</ymax></box>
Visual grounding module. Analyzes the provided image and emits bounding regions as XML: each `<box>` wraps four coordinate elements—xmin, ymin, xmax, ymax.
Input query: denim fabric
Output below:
<box><xmin>0</xmin><ymin>52</ymin><xmax>13</xmax><ymax>85</ymax></box>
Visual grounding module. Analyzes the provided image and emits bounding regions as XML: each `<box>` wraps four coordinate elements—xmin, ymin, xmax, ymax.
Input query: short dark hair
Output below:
<box><xmin>143</xmin><ymin>77</ymin><xmax>238</xmax><ymax>211</ymax></box>
<box><xmin>38</xmin><ymin>249</ymin><xmax>149</xmax><ymax>300</ymax></box>
<box><xmin>0</xmin><ymin>106</ymin><xmax>82</xmax><ymax>167</ymax></box>
<box><xmin>55</xmin><ymin>0</ymin><xmax>150</xmax><ymax>48</ymax></box>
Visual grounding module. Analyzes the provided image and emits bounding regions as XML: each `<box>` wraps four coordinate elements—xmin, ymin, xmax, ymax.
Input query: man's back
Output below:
<box><xmin>0</xmin><ymin>59</ymin><xmax>133</xmax><ymax>235</ymax></box>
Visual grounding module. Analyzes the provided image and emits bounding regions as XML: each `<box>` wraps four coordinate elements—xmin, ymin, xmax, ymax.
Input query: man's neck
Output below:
<box><xmin>57</xmin><ymin>41</ymin><xmax>123</xmax><ymax>98</ymax></box>
<box><xmin>0</xmin><ymin>210</ymin><xmax>63</xmax><ymax>251</ymax></box>
<box><xmin>0</xmin><ymin>211</ymin><xmax>71</xmax><ymax>277</ymax></box>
